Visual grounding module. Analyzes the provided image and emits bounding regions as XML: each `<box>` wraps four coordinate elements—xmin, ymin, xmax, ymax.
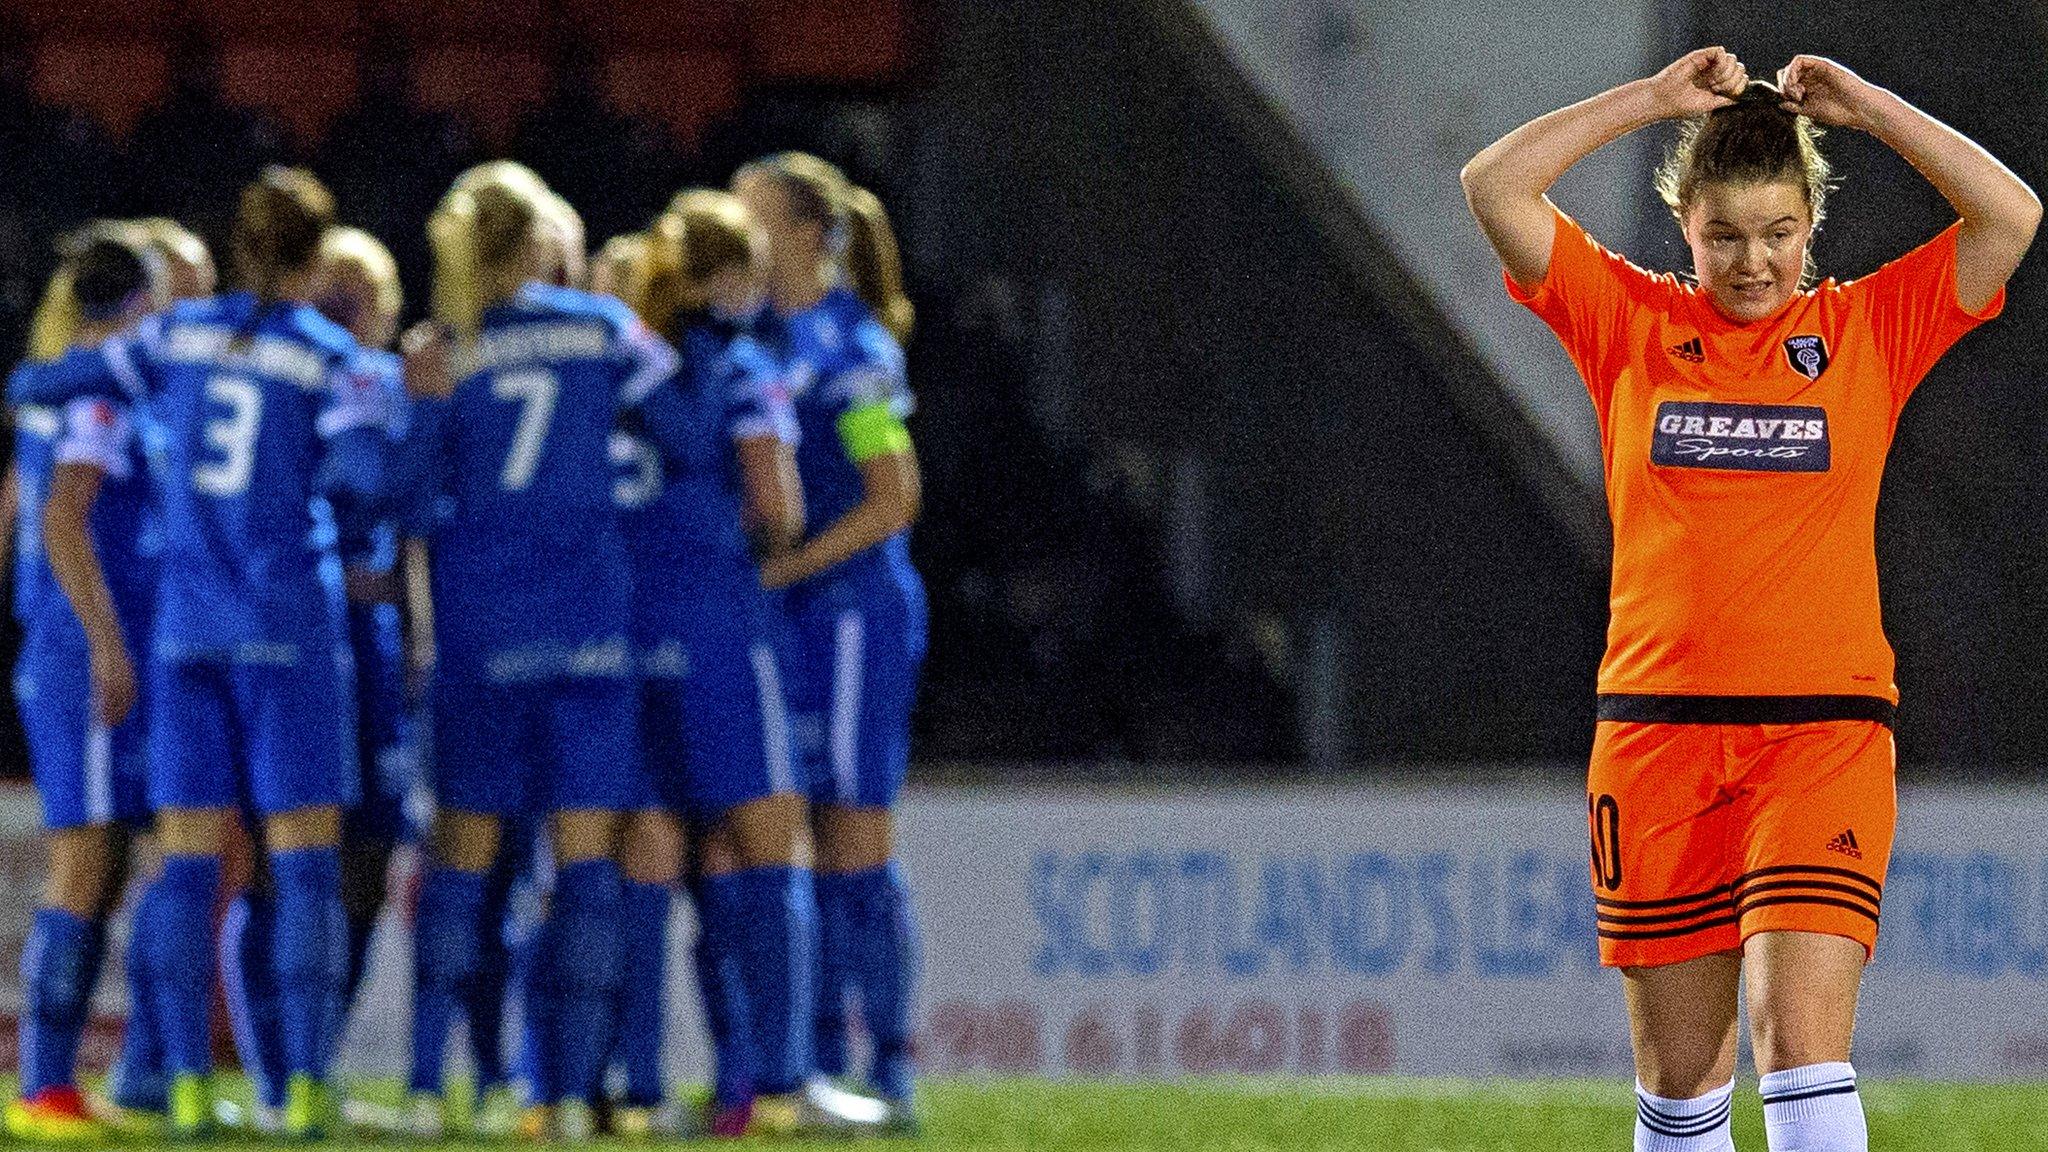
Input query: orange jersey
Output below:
<box><xmin>1510</xmin><ymin>208</ymin><xmax>2002</xmax><ymax>703</ymax></box>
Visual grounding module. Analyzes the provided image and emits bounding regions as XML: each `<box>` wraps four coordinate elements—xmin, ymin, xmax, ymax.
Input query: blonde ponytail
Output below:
<box><xmin>431</xmin><ymin>165</ymin><xmax>544</xmax><ymax>341</ymax></box>
<box><xmin>650</xmin><ymin>188</ymin><xmax>760</xmax><ymax>328</ymax></box>
<box><xmin>26</xmin><ymin>267</ymin><xmax>82</xmax><ymax>363</ymax></box>
<box><xmin>840</xmin><ymin>184</ymin><xmax>914</xmax><ymax>343</ymax></box>
<box><xmin>594</xmin><ymin>232</ymin><xmax>655</xmax><ymax>323</ymax></box>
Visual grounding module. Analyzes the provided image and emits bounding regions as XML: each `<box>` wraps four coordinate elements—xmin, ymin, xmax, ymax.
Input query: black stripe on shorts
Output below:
<box><xmin>1596</xmin><ymin>694</ymin><xmax>1895</xmax><ymax>727</ymax></box>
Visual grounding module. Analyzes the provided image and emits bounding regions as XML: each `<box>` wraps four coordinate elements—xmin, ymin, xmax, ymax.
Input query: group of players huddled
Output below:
<box><xmin>2</xmin><ymin>152</ymin><xmax>926</xmax><ymax>1142</ymax></box>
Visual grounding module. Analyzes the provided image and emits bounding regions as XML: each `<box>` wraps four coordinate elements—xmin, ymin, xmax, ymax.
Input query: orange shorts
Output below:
<box><xmin>1586</xmin><ymin>719</ymin><xmax>1895</xmax><ymax>968</ymax></box>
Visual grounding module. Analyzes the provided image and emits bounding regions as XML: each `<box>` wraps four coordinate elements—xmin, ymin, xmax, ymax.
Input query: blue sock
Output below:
<box><xmin>811</xmin><ymin>871</ymin><xmax>856</xmax><ymax>1079</ymax></box>
<box><xmin>539</xmin><ymin>860</ymin><xmax>623</xmax><ymax>1107</ymax></box>
<box><xmin>111</xmin><ymin>885</ymin><xmax>167</xmax><ymax>1111</ymax></box>
<box><xmin>461</xmin><ymin>865</ymin><xmax>516</xmax><ymax>1091</ymax></box>
<box><xmin>20</xmin><ymin>907</ymin><xmax>96</xmax><ymax>1097</ymax></box>
<box><xmin>408</xmin><ymin>866</ymin><xmax>486</xmax><ymax>1095</ymax></box>
<box><xmin>843</xmin><ymin>862</ymin><xmax>920</xmax><ymax>1102</ymax></box>
<box><xmin>272</xmin><ymin>847</ymin><xmax>344</xmax><ymax>1081</ymax></box>
<box><xmin>691</xmin><ymin>880</ymin><xmax>753</xmax><ymax>1108</ymax></box>
<box><xmin>219</xmin><ymin>893</ymin><xmax>286</xmax><ymax>1108</ymax></box>
<box><xmin>615</xmin><ymin>880</ymin><xmax>670</xmax><ymax>1107</ymax></box>
<box><xmin>148</xmin><ymin>855</ymin><xmax>222</xmax><ymax>1077</ymax></box>
<box><xmin>723</xmin><ymin>866</ymin><xmax>817</xmax><ymax>1096</ymax></box>
<box><xmin>516</xmin><ymin>939</ymin><xmax>556</xmax><ymax>1105</ymax></box>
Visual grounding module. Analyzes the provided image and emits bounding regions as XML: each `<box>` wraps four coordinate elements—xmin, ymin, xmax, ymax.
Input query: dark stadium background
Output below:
<box><xmin>0</xmin><ymin>0</ymin><xmax>2041</xmax><ymax>778</ymax></box>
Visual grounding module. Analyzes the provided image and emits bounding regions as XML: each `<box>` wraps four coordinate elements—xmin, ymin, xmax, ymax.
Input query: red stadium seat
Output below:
<box><xmin>749</xmin><ymin>0</ymin><xmax>906</xmax><ymax>83</ymax></box>
<box><xmin>30</xmin><ymin>40</ymin><xmax>171</xmax><ymax>138</ymax></box>
<box><xmin>365</xmin><ymin>0</ymin><xmax>555</xmax><ymax>47</ymax></box>
<box><xmin>601</xmin><ymin>50</ymin><xmax>740</xmax><ymax>148</ymax></box>
<box><xmin>218</xmin><ymin>45</ymin><xmax>360</xmax><ymax>147</ymax></box>
<box><xmin>180</xmin><ymin>0</ymin><xmax>364</xmax><ymax>44</ymax></box>
<box><xmin>3</xmin><ymin>0</ymin><xmax>177</xmax><ymax>38</ymax></box>
<box><xmin>409</xmin><ymin>46</ymin><xmax>550</xmax><ymax>147</ymax></box>
<box><xmin>558</xmin><ymin>0</ymin><xmax>743</xmax><ymax>50</ymax></box>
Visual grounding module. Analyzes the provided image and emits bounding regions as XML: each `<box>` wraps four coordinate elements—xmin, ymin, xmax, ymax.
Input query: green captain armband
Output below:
<box><xmin>837</xmin><ymin>401</ymin><xmax>913</xmax><ymax>463</ymax></box>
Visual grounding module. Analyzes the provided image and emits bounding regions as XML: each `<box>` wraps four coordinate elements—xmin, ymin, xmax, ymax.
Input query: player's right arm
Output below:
<box><xmin>42</xmin><ymin>400</ymin><xmax>137</xmax><ymax>726</ymax></box>
<box><xmin>729</xmin><ymin>341</ymin><xmax>804</xmax><ymax>560</ymax></box>
<box><xmin>1461</xmin><ymin>47</ymin><xmax>1747</xmax><ymax>289</ymax></box>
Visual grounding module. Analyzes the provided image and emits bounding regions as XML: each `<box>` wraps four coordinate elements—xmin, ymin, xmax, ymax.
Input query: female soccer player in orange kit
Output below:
<box><xmin>1462</xmin><ymin>51</ymin><xmax>2037</xmax><ymax>1152</ymax></box>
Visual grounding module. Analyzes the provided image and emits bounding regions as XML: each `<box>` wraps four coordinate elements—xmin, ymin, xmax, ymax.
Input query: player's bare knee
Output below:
<box><xmin>44</xmin><ymin>825</ymin><xmax>121</xmax><ymax>915</ymax></box>
<box><xmin>551</xmin><ymin>808</ymin><xmax>623</xmax><ymax>864</ymax></box>
<box><xmin>724</xmin><ymin>793</ymin><xmax>809</xmax><ymax>869</ymax></box>
<box><xmin>266</xmin><ymin>804</ymin><xmax>343</xmax><ymax>852</ymax></box>
<box><xmin>697</xmin><ymin>823</ymin><xmax>741</xmax><ymax>877</ymax></box>
<box><xmin>156</xmin><ymin>807</ymin><xmax>230</xmax><ymax>857</ymax></box>
<box><xmin>621</xmin><ymin>808</ymin><xmax>683</xmax><ymax>884</ymax></box>
<box><xmin>432</xmin><ymin>810</ymin><xmax>502</xmax><ymax>873</ymax></box>
<box><xmin>812</xmin><ymin>804</ymin><xmax>891</xmax><ymax>874</ymax></box>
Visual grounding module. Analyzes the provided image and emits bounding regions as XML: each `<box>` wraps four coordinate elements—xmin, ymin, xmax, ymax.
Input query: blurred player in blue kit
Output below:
<box><xmin>18</xmin><ymin>168</ymin><xmax>399</xmax><ymax>1140</ymax></box>
<box><xmin>394</xmin><ymin>161</ymin><xmax>704</xmax><ymax>1142</ymax></box>
<box><xmin>734</xmin><ymin>153</ymin><xmax>927</xmax><ymax>1122</ymax></box>
<box><xmin>3</xmin><ymin>225</ymin><xmax>164</xmax><ymax>1142</ymax></box>
<box><xmin>214</xmin><ymin>225</ymin><xmax>418</xmax><ymax>1133</ymax></box>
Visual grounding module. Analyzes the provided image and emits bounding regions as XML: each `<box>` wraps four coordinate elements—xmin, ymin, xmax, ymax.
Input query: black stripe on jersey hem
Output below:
<box><xmin>1596</xmin><ymin>899</ymin><xmax>1738</xmax><ymax>928</ymax></box>
<box><xmin>1596</xmin><ymin>693</ymin><xmax>1895</xmax><ymax>727</ymax></box>
<box><xmin>1733</xmin><ymin>877</ymin><xmax>1882</xmax><ymax>913</ymax></box>
<box><xmin>1733</xmin><ymin>864</ymin><xmax>1884</xmax><ymax>897</ymax></box>
<box><xmin>1761</xmin><ymin>1082</ymin><xmax>1859</xmax><ymax>1107</ymax></box>
<box><xmin>1594</xmin><ymin>883</ymin><xmax>1736</xmax><ymax>911</ymax></box>
<box><xmin>1638</xmin><ymin>1104</ymin><xmax>1732</xmax><ymax>1137</ymax></box>
<box><xmin>1734</xmin><ymin>893</ymin><xmax>1881</xmax><ymax>925</ymax></box>
<box><xmin>1597</xmin><ymin>913</ymin><xmax>1741</xmax><ymax>942</ymax></box>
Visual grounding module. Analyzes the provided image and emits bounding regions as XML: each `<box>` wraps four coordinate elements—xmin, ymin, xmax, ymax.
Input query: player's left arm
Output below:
<box><xmin>759</xmin><ymin>359</ymin><xmax>921</xmax><ymax>592</ymax></box>
<box><xmin>760</xmin><ymin>442</ymin><xmax>920</xmax><ymax>591</ymax></box>
<box><xmin>1781</xmin><ymin>55</ymin><xmax>2040</xmax><ymax>311</ymax></box>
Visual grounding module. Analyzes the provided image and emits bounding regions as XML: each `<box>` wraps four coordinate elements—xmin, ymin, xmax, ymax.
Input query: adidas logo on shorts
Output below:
<box><xmin>1667</xmin><ymin>336</ymin><xmax>1705</xmax><ymax>363</ymax></box>
<box><xmin>1825</xmin><ymin>828</ymin><xmax>1863</xmax><ymax>860</ymax></box>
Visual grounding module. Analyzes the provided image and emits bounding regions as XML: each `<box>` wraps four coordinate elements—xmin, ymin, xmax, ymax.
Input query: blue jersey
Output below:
<box><xmin>406</xmin><ymin>281</ymin><xmax>682</xmax><ymax>685</ymax></box>
<box><xmin>615</xmin><ymin>320</ymin><xmax>794</xmax><ymax>563</ymax></box>
<box><xmin>615</xmin><ymin>318</ymin><xmax>794</xmax><ymax>667</ymax></box>
<box><xmin>102</xmin><ymin>292</ymin><xmax>388</xmax><ymax>664</ymax></box>
<box><xmin>772</xmin><ymin>286</ymin><xmax>916</xmax><ymax>588</ymax></box>
<box><xmin>334</xmin><ymin>347</ymin><xmax>410</xmax><ymax>571</ymax></box>
<box><xmin>8</xmin><ymin>347</ymin><xmax>159</xmax><ymax>641</ymax></box>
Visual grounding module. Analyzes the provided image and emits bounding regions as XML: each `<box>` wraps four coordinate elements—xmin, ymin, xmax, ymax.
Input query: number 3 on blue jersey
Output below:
<box><xmin>194</xmin><ymin>375</ymin><xmax>264</xmax><ymax>497</ymax></box>
<box><xmin>493</xmin><ymin>369</ymin><xmax>559</xmax><ymax>491</ymax></box>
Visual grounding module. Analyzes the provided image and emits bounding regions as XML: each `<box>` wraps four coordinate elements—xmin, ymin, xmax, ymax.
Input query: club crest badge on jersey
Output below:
<box><xmin>1783</xmin><ymin>334</ymin><xmax>1830</xmax><ymax>380</ymax></box>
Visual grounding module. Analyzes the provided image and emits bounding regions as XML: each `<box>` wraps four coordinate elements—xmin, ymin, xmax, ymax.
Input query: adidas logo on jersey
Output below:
<box><xmin>1667</xmin><ymin>337</ymin><xmax>1705</xmax><ymax>363</ymax></box>
<box><xmin>1825</xmin><ymin>828</ymin><xmax>1863</xmax><ymax>860</ymax></box>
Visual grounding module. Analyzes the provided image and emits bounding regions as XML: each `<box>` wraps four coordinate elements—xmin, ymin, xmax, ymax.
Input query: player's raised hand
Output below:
<box><xmin>1650</xmin><ymin>47</ymin><xmax>1747</xmax><ymax>118</ymax></box>
<box><xmin>401</xmin><ymin>321</ymin><xmax>458</xmax><ymax>400</ymax></box>
<box><xmin>1777</xmin><ymin>55</ymin><xmax>1881</xmax><ymax>130</ymax></box>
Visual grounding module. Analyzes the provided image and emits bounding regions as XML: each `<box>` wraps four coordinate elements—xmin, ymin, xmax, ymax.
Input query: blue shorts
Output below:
<box><xmin>149</xmin><ymin>654</ymin><xmax>360</xmax><ymax>815</ymax></box>
<box><xmin>783</xmin><ymin>576</ymin><xmax>927</xmax><ymax>810</ymax></box>
<box><xmin>432</xmin><ymin>678</ymin><xmax>639</xmax><ymax>818</ymax></box>
<box><xmin>638</xmin><ymin>630</ymin><xmax>798</xmax><ymax>821</ymax></box>
<box><xmin>347</xmin><ymin>601</ymin><xmax>415</xmax><ymax>844</ymax></box>
<box><xmin>14</xmin><ymin>620</ymin><xmax>150</xmax><ymax>830</ymax></box>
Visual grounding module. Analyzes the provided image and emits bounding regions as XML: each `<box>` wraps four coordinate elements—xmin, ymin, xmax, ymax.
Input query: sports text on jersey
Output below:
<box><xmin>156</xmin><ymin>324</ymin><xmax>334</xmax><ymax>391</ymax></box>
<box><xmin>454</xmin><ymin>321</ymin><xmax>609</xmax><ymax>376</ymax></box>
<box><xmin>1650</xmin><ymin>401</ymin><xmax>1831</xmax><ymax>473</ymax></box>
<box><xmin>1667</xmin><ymin>336</ymin><xmax>1705</xmax><ymax>363</ymax></box>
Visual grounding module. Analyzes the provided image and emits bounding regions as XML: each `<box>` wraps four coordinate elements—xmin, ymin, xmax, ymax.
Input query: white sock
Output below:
<box><xmin>1635</xmin><ymin>1078</ymin><xmax>1736</xmax><ymax>1152</ymax></box>
<box><xmin>1760</xmin><ymin>1062</ymin><xmax>1867</xmax><ymax>1152</ymax></box>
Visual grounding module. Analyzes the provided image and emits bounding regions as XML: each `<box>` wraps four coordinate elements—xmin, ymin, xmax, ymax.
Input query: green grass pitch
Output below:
<box><xmin>121</xmin><ymin>1077</ymin><xmax>2048</xmax><ymax>1150</ymax></box>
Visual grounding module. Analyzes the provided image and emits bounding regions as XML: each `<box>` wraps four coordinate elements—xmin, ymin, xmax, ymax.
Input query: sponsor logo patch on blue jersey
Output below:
<box><xmin>1649</xmin><ymin>401</ymin><xmax>1831</xmax><ymax>473</ymax></box>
